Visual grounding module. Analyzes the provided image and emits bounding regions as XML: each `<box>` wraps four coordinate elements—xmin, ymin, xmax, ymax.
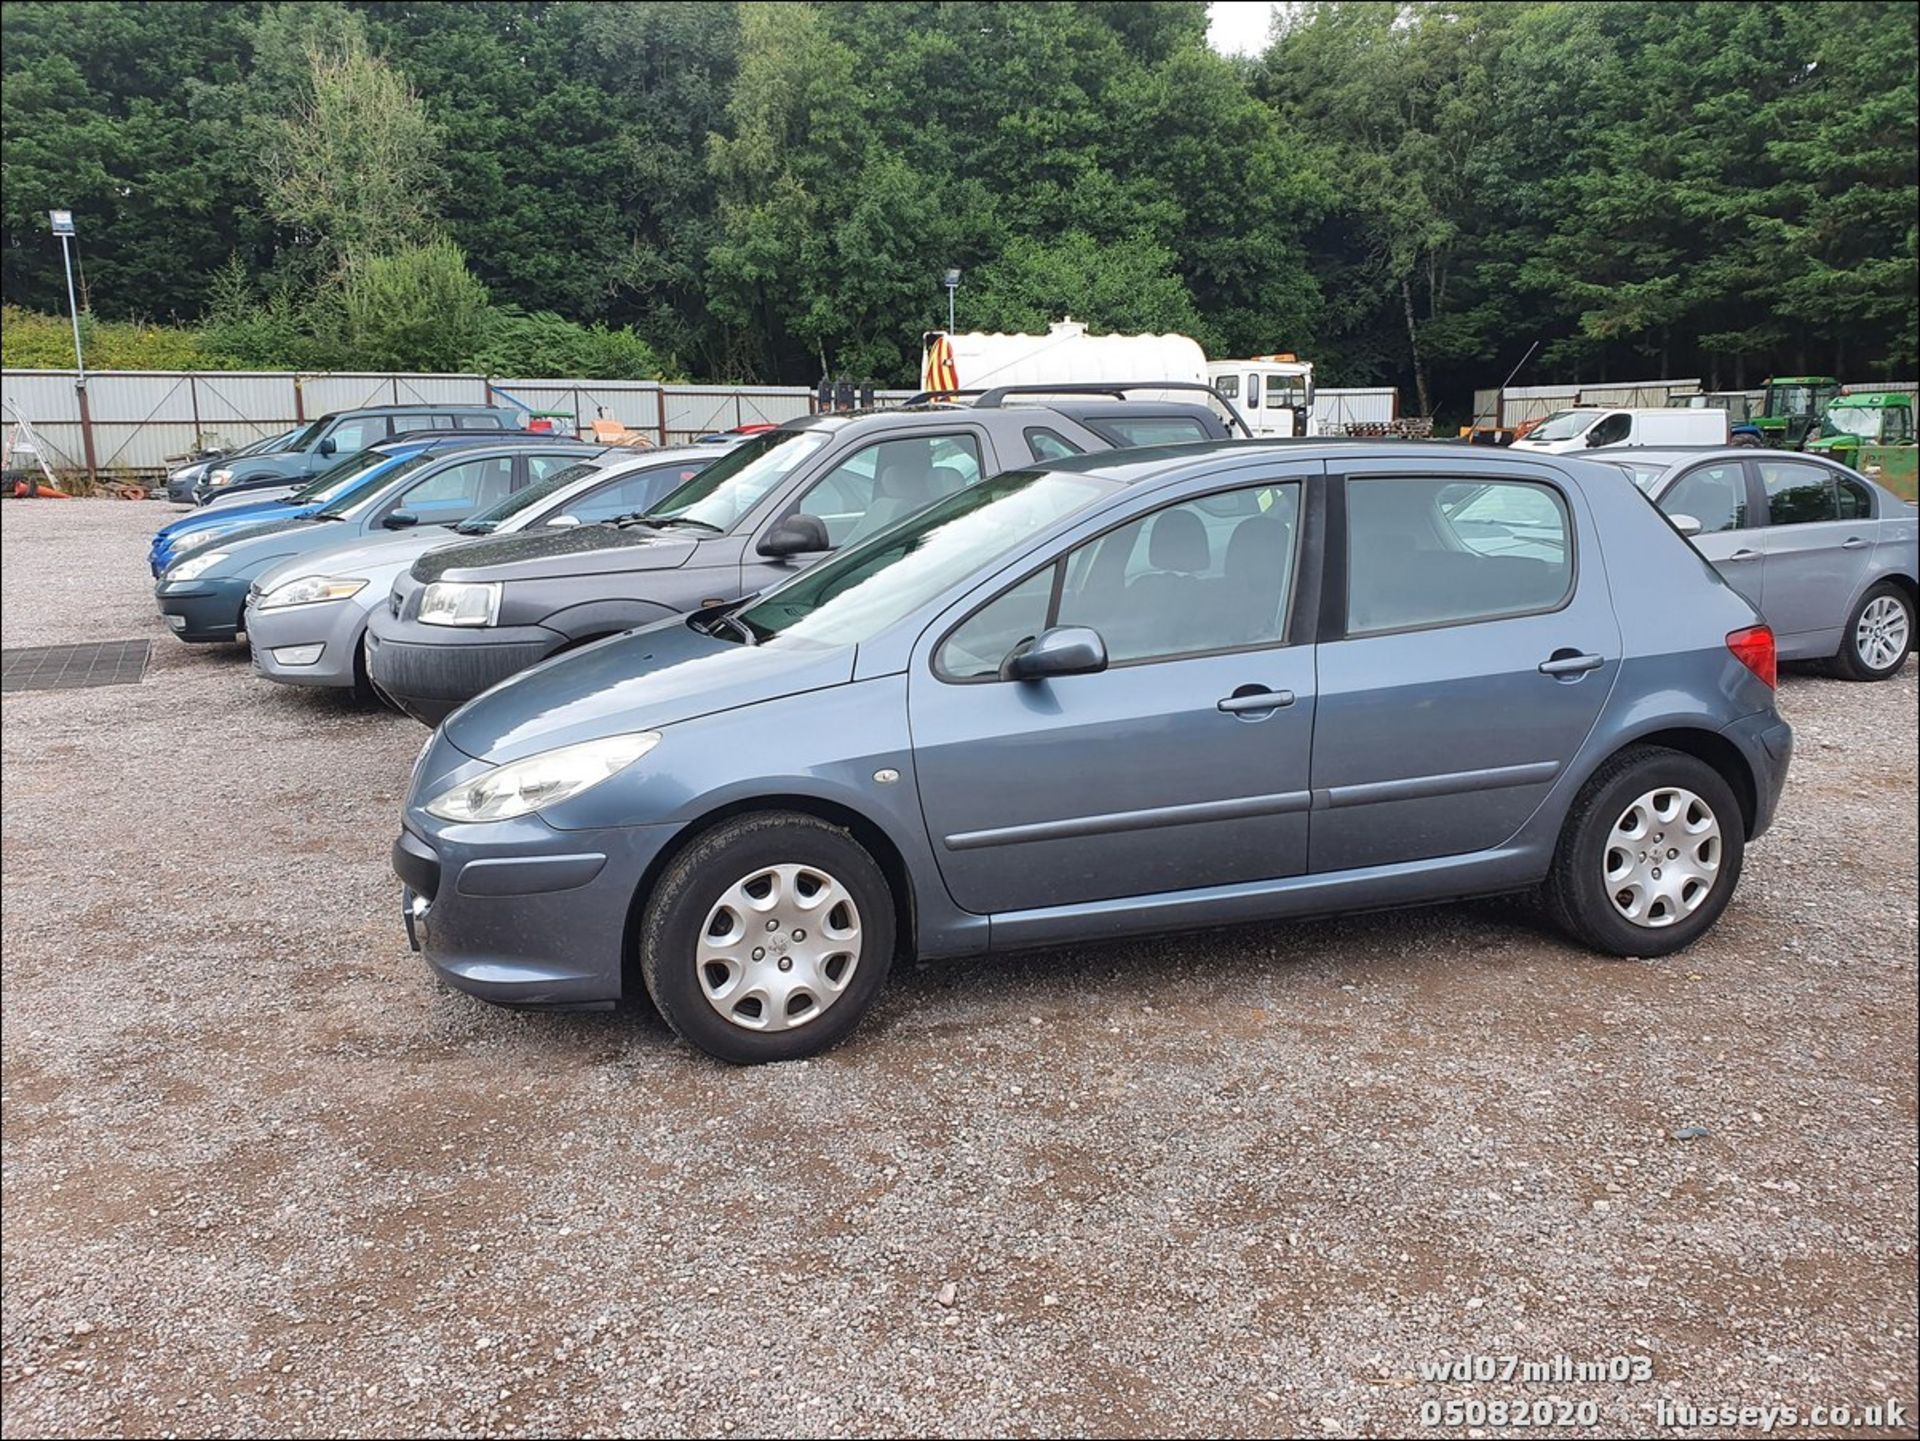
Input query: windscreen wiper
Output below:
<box><xmin>615</xmin><ymin>513</ymin><xmax>724</xmax><ymax>534</ymax></box>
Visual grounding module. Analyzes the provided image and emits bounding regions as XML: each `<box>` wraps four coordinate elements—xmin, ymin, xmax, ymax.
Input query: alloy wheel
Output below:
<box><xmin>1856</xmin><ymin>595</ymin><xmax>1910</xmax><ymax>673</ymax></box>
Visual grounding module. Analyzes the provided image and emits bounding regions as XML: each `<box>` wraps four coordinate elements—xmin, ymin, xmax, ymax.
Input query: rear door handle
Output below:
<box><xmin>1841</xmin><ymin>537</ymin><xmax>1869</xmax><ymax>550</ymax></box>
<box><xmin>1726</xmin><ymin>548</ymin><xmax>1762</xmax><ymax>561</ymax></box>
<box><xmin>1538</xmin><ymin>652</ymin><xmax>1605</xmax><ymax>677</ymax></box>
<box><xmin>1218</xmin><ymin>687</ymin><xmax>1295</xmax><ymax>713</ymax></box>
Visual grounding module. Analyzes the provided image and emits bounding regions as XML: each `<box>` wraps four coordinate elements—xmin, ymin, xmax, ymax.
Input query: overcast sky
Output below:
<box><xmin>1207</xmin><ymin>1</ymin><xmax>1285</xmax><ymax>57</ymax></box>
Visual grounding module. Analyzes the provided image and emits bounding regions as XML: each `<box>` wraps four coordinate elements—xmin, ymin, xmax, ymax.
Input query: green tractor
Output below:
<box><xmin>1807</xmin><ymin>392</ymin><xmax>1919</xmax><ymax>500</ymax></box>
<box><xmin>1753</xmin><ymin>375</ymin><xmax>1842</xmax><ymax>450</ymax></box>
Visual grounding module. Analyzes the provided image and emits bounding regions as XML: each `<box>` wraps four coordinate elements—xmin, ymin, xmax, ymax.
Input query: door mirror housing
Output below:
<box><xmin>383</xmin><ymin>509</ymin><xmax>420</xmax><ymax>530</ymax></box>
<box><xmin>317</xmin><ymin>435</ymin><xmax>337</xmax><ymax>457</ymax></box>
<box><xmin>757</xmin><ymin>512</ymin><xmax>831</xmax><ymax>558</ymax></box>
<box><xmin>547</xmin><ymin>513</ymin><xmax>581</xmax><ymax>528</ymax></box>
<box><xmin>1000</xmin><ymin>625</ymin><xmax>1109</xmax><ymax>682</ymax></box>
<box><xmin>1668</xmin><ymin>513</ymin><xmax>1703</xmax><ymax>538</ymax></box>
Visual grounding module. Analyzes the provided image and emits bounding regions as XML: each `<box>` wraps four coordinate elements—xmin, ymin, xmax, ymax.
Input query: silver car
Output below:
<box><xmin>1607</xmin><ymin>448</ymin><xmax>1917</xmax><ymax>680</ymax></box>
<box><xmin>246</xmin><ymin>448</ymin><xmax>718</xmax><ymax>699</ymax></box>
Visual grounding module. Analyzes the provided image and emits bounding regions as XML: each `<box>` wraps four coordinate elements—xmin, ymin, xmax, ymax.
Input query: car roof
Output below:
<box><xmin>323</xmin><ymin>403</ymin><xmax>507</xmax><ymax>416</ymax></box>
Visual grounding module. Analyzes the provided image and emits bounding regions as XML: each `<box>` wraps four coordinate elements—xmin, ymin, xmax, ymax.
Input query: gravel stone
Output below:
<box><xmin>3</xmin><ymin>500</ymin><xmax>1916</xmax><ymax>1437</ymax></box>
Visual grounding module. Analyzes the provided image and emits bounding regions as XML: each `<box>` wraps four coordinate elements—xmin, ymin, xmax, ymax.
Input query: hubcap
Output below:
<box><xmin>1856</xmin><ymin>596</ymin><xmax>1909</xmax><ymax>672</ymax></box>
<box><xmin>1603</xmin><ymin>786</ymin><xmax>1722</xmax><ymax>929</ymax></box>
<box><xmin>696</xmin><ymin>863</ymin><xmax>862</xmax><ymax>1031</ymax></box>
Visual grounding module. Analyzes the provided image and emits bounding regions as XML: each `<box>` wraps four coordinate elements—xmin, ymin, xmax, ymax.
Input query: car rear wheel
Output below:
<box><xmin>1542</xmin><ymin>746</ymin><xmax>1745</xmax><ymax>957</ymax></box>
<box><xmin>639</xmin><ymin>811</ymin><xmax>895</xmax><ymax>1064</ymax></box>
<box><xmin>1829</xmin><ymin>582</ymin><xmax>1913</xmax><ymax>682</ymax></box>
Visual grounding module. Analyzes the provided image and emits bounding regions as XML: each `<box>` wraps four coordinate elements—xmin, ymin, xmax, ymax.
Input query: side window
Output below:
<box><xmin>1089</xmin><ymin>416</ymin><xmax>1211</xmax><ymax>448</ymax></box>
<box><xmin>525</xmin><ymin>452</ymin><xmax>584</xmax><ymax>483</ymax></box>
<box><xmin>1835</xmin><ymin>475</ymin><xmax>1875</xmax><ymax>520</ymax></box>
<box><xmin>1660</xmin><ymin>463</ymin><xmax>1749</xmax><ymax>534</ymax></box>
<box><xmin>1214</xmin><ymin>375</ymin><xmax>1239</xmax><ymax>400</ymax></box>
<box><xmin>1586</xmin><ymin>412</ymin><xmax>1631</xmax><ymax>447</ymax></box>
<box><xmin>563</xmin><ymin>464</ymin><xmax>703</xmax><ymax>524</ymax></box>
<box><xmin>1759</xmin><ymin>460</ymin><xmax>1839</xmax><ymax>525</ymax></box>
<box><xmin>1246</xmin><ymin>373</ymin><xmax>1262</xmax><ymax>408</ymax></box>
<box><xmin>1025</xmin><ymin>427</ymin><xmax>1084</xmax><ymax>463</ymax></box>
<box><xmin>400</xmin><ymin>455</ymin><xmax>516</xmax><ymax>512</ymax></box>
<box><xmin>325</xmin><ymin>417</ymin><xmax>381</xmax><ymax>454</ymax></box>
<box><xmin>456</xmin><ymin>413</ymin><xmax>500</xmax><ymax>429</ymax></box>
<box><xmin>1887</xmin><ymin>406</ymin><xmax>1914</xmax><ymax>444</ymax></box>
<box><xmin>796</xmin><ymin>433</ymin><xmax>984</xmax><ymax>546</ymax></box>
<box><xmin>936</xmin><ymin>482</ymin><xmax>1301</xmax><ymax>679</ymax></box>
<box><xmin>426</xmin><ymin>413</ymin><xmax>456</xmax><ymax>430</ymax></box>
<box><xmin>1346</xmin><ymin>477</ymin><xmax>1572</xmax><ymax>635</ymax></box>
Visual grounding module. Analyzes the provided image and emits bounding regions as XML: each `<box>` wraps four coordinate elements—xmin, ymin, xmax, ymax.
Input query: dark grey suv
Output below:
<box><xmin>365</xmin><ymin>396</ymin><xmax>1236</xmax><ymax>724</ymax></box>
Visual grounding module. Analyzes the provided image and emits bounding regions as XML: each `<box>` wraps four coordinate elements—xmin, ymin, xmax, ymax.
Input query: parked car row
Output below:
<box><xmin>147</xmin><ymin>390</ymin><xmax>1915</xmax><ymax>1064</ymax></box>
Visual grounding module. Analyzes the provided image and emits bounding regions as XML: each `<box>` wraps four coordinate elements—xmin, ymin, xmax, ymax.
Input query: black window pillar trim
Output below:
<box><xmin>1316</xmin><ymin>471</ymin><xmax>1349</xmax><ymax>643</ymax></box>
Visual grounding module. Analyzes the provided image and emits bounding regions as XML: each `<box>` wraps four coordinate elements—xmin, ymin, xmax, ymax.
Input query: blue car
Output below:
<box><xmin>151</xmin><ymin>443</ymin><xmax>435</xmax><ymax>577</ymax></box>
<box><xmin>393</xmin><ymin>440</ymin><xmax>1794</xmax><ymax>1065</ymax></box>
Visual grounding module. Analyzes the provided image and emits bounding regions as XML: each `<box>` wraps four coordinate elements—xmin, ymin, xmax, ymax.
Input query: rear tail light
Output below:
<box><xmin>1727</xmin><ymin>625</ymin><xmax>1776</xmax><ymax>689</ymax></box>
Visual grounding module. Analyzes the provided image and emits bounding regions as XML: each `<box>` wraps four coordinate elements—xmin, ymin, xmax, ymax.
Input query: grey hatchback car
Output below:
<box><xmin>394</xmin><ymin>441</ymin><xmax>1793</xmax><ymax>1065</ymax></box>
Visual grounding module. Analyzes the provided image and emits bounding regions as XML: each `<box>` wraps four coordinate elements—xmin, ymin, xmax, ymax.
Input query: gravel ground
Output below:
<box><xmin>3</xmin><ymin>499</ymin><xmax>1916</xmax><ymax>1440</ymax></box>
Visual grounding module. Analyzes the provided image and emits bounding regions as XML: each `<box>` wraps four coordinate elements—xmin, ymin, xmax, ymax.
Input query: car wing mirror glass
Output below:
<box><xmin>1000</xmin><ymin>625</ymin><xmax>1109</xmax><ymax>682</ymax></box>
<box><xmin>757</xmin><ymin>512</ymin><xmax>831</xmax><ymax>558</ymax></box>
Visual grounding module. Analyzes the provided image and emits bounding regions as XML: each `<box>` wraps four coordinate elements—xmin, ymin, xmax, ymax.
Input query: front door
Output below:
<box><xmin>910</xmin><ymin>473</ymin><xmax>1314</xmax><ymax>914</ymax></box>
<box><xmin>1652</xmin><ymin>458</ymin><xmax>1765</xmax><ymax>610</ymax></box>
<box><xmin>1310</xmin><ymin>460</ymin><xmax>1620</xmax><ymax>874</ymax></box>
<box><xmin>1754</xmin><ymin>457</ymin><xmax>1877</xmax><ymax>644</ymax></box>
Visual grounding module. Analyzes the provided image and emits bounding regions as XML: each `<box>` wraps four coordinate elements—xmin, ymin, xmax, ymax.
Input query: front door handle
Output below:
<box><xmin>1218</xmin><ymin>686</ymin><xmax>1295</xmax><ymax>714</ymax></box>
<box><xmin>1538</xmin><ymin>652</ymin><xmax>1605</xmax><ymax>677</ymax></box>
<box><xmin>1726</xmin><ymin>548</ymin><xmax>1761</xmax><ymax>561</ymax></box>
<box><xmin>1841</xmin><ymin>537</ymin><xmax>1869</xmax><ymax>550</ymax></box>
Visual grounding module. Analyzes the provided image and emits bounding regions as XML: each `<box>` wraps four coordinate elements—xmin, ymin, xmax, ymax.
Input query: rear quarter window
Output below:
<box><xmin>1084</xmin><ymin>416</ymin><xmax>1211</xmax><ymax>448</ymax></box>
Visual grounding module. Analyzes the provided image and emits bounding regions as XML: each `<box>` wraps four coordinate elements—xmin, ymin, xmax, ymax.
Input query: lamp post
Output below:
<box><xmin>48</xmin><ymin>209</ymin><xmax>97</xmax><ymax>484</ymax></box>
<box><xmin>942</xmin><ymin>267</ymin><xmax>962</xmax><ymax>335</ymax></box>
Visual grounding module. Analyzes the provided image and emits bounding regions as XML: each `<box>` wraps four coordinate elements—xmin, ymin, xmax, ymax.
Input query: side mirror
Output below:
<box><xmin>1000</xmin><ymin>625</ymin><xmax>1109</xmax><ymax>682</ymax></box>
<box><xmin>383</xmin><ymin>509</ymin><xmax>419</xmax><ymax>530</ymax></box>
<box><xmin>317</xmin><ymin>436</ymin><xmax>337</xmax><ymax>456</ymax></box>
<box><xmin>1669</xmin><ymin>513</ymin><xmax>1703</xmax><ymax>538</ymax></box>
<box><xmin>547</xmin><ymin>514</ymin><xmax>581</xmax><ymax>528</ymax></box>
<box><xmin>757</xmin><ymin>512</ymin><xmax>831</xmax><ymax>558</ymax></box>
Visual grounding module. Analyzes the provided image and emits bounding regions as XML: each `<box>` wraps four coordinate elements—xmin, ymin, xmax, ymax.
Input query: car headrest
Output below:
<box><xmin>876</xmin><ymin>461</ymin><xmax>933</xmax><ymax>502</ymax></box>
<box><xmin>1226</xmin><ymin>513</ymin><xmax>1286</xmax><ymax>573</ymax></box>
<box><xmin>1148</xmin><ymin>508</ymin><xmax>1209</xmax><ymax>573</ymax></box>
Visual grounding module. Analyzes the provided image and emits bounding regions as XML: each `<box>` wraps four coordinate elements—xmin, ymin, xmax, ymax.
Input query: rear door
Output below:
<box><xmin>1754</xmin><ymin>457</ymin><xmax>1875</xmax><ymax>644</ymax></box>
<box><xmin>1309</xmin><ymin>456</ymin><xmax>1619</xmax><ymax>874</ymax></box>
<box><xmin>1652</xmin><ymin>458</ymin><xmax>1765</xmax><ymax>609</ymax></box>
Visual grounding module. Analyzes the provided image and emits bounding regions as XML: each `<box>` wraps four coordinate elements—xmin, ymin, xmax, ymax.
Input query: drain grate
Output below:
<box><xmin>2</xmin><ymin>640</ymin><xmax>152</xmax><ymax>693</ymax></box>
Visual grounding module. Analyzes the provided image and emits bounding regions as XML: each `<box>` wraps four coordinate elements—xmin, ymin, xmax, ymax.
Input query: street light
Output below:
<box><xmin>942</xmin><ymin>267</ymin><xmax>962</xmax><ymax>335</ymax></box>
<box><xmin>48</xmin><ymin>209</ymin><xmax>97</xmax><ymax>482</ymax></box>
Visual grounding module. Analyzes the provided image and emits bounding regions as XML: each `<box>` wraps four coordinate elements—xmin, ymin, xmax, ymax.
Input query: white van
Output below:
<box><xmin>1510</xmin><ymin>407</ymin><xmax>1729</xmax><ymax>453</ymax></box>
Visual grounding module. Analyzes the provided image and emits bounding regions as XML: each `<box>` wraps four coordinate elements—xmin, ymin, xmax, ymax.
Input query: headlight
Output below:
<box><xmin>418</xmin><ymin>580</ymin><xmax>502</xmax><ymax>627</ymax></box>
<box><xmin>424</xmin><ymin>732</ymin><xmax>661</xmax><ymax>822</ymax></box>
<box><xmin>171</xmin><ymin>528</ymin><xmax>225</xmax><ymax>556</ymax></box>
<box><xmin>166</xmin><ymin>550</ymin><xmax>229</xmax><ymax>584</ymax></box>
<box><xmin>207</xmin><ymin>468</ymin><xmax>234</xmax><ymax>488</ymax></box>
<box><xmin>257</xmin><ymin>575</ymin><xmax>367</xmax><ymax>610</ymax></box>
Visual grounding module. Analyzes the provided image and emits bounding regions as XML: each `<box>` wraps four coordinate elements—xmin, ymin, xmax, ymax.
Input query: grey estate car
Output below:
<box><xmin>394</xmin><ymin>440</ymin><xmax>1793</xmax><ymax>1065</ymax></box>
<box><xmin>1603</xmin><ymin>447</ymin><xmax>1917</xmax><ymax>680</ymax></box>
<box><xmin>247</xmin><ymin>448</ymin><xmax>719</xmax><ymax>699</ymax></box>
<box><xmin>365</xmin><ymin>396</ymin><xmax>1236</xmax><ymax>724</ymax></box>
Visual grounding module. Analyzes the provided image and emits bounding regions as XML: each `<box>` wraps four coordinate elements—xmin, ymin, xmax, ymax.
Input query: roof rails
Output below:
<box><xmin>904</xmin><ymin>381</ymin><xmax>1255</xmax><ymax>438</ymax></box>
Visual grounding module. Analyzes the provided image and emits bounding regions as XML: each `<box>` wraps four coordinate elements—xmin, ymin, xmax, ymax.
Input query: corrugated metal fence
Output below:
<box><xmin>0</xmin><ymin>369</ymin><xmax>835</xmax><ymax>478</ymax></box>
<box><xmin>2</xmin><ymin>367</ymin><xmax>1410</xmax><ymax>477</ymax></box>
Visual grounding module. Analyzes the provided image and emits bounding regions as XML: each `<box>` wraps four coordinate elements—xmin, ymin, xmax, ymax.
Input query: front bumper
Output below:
<box><xmin>156</xmin><ymin>576</ymin><xmax>252</xmax><ymax>643</ymax></box>
<box><xmin>1720</xmin><ymin>709</ymin><xmax>1793</xmax><ymax>840</ymax></box>
<box><xmin>247</xmin><ymin>592</ymin><xmax>375</xmax><ymax>689</ymax></box>
<box><xmin>393</xmin><ymin>815</ymin><xmax>678</xmax><ymax>1008</ymax></box>
<box><xmin>365</xmin><ymin>610</ymin><xmax>562</xmax><ymax>726</ymax></box>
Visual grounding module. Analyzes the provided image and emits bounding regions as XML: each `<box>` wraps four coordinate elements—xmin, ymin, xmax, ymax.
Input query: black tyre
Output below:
<box><xmin>639</xmin><ymin>811</ymin><xmax>896</xmax><ymax>1064</ymax></box>
<box><xmin>1828</xmin><ymin>581</ymin><xmax>1913</xmax><ymax>682</ymax></box>
<box><xmin>1542</xmin><ymin>746</ymin><xmax>1745</xmax><ymax>958</ymax></box>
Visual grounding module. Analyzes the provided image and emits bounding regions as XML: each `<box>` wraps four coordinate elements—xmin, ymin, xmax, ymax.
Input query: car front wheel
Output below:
<box><xmin>1543</xmin><ymin>746</ymin><xmax>1746</xmax><ymax>957</ymax></box>
<box><xmin>639</xmin><ymin>811</ymin><xmax>896</xmax><ymax>1064</ymax></box>
<box><xmin>1830</xmin><ymin>582</ymin><xmax>1913</xmax><ymax>682</ymax></box>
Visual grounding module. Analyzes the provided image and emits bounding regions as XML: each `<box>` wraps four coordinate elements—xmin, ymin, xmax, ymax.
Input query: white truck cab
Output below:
<box><xmin>1205</xmin><ymin>355</ymin><xmax>1317</xmax><ymax>438</ymax></box>
<box><xmin>1510</xmin><ymin>406</ymin><xmax>1729</xmax><ymax>453</ymax></box>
